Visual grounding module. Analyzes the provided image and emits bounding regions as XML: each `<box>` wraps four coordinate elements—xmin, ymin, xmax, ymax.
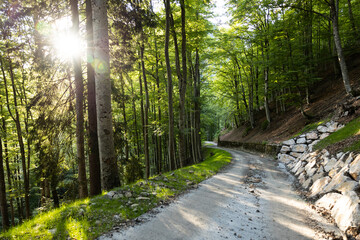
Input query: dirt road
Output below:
<box><xmin>99</xmin><ymin>145</ymin><xmax>342</xmax><ymax>240</ymax></box>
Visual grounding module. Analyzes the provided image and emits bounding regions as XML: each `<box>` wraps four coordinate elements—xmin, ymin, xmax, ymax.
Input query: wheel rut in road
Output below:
<box><xmin>99</xmin><ymin>146</ymin><xmax>343</xmax><ymax>240</ymax></box>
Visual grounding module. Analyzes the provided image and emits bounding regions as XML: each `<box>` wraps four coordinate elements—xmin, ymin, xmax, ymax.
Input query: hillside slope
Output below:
<box><xmin>220</xmin><ymin>54</ymin><xmax>360</xmax><ymax>145</ymax></box>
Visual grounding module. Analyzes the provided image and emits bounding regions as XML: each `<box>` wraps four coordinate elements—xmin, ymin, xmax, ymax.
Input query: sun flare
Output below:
<box><xmin>49</xmin><ymin>17</ymin><xmax>86</xmax><ymax>61</ymax></box>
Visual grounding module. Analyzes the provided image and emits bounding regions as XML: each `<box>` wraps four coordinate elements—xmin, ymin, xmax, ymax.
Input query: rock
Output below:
<box><xmin>296</xmin><ymin>138</ymin><xmax>307</xmax><ymax>144</ymax></box>
<box><xmin>290</xmin><ymin>152</ymin><xmax>303</xmax><ymax>158</ymax></box>
<box><xmin>141</xmin><ymin>192</ymin><xmax>150</xmax><ymax>196</ymax></box>
<box><xmin>283</xmin><ymin>139</ymin><xmax>295</xmax><ymax>146</ymax></box>
<box><xmin>349</xmin><ymin>155</ymin><xmax>360</xmax><ymax>181</ymax></box>
<box><xmin>304</xmin><ymin>159</ymin><xmax>317</xmax><ymax>174</ymax></box>
<box><xmin>302</xmin><ymin>178</ymin><xmax>313</xmax><ymax>189</ymax></box>
<box><xmin>125</xmin><ymin>192</ymin><xmax>132</xmax><ymax>198</ymax></box>
<box><xmin>280</xmin><ymin>145</ymin><xmax>291</xmax><ymax>153</ymax></box>
<box><xmin>306</xmin><ymin>140</ymin><xmax>313</xmax><ymax>144</ymax></box>
<box><xmin>336</xmin><ymin>180</ymin><xmax>359</xmax><ymax>194</ymax></box>
<box><xmin>331</xmin><ymin>191</ymin><xmax>360</xmax><ymax>232</ymax></box>
<box><xmin>95</xmin><ymin>220</ymin><xmax>101</xmax><ymax>226</ymax></box>
<box><xmin>317</xmin><ymin>126</ymin><xmax>329</xmax><ymax>133</ymax></box>
<box><xmin>312</xmin><ymin>172</ymin><xmax>326</xmax><ymax>183</ymax></box>
<box><xmin>308</xmin><ymin>140</ymin><xmax>320</xmax><ymax>152</ymax></box>
<box><xmin>113</xmin><ymin>215</ymin><xmax>121</xmax><ymax>220</ymax></box>
<box><xmin>323</xmin><ymin>171</ymin><xmax>354</xmax><ymax>193</ymax></box>
<box><xmin>291</xmin><ymin>161</ymin><xmax>303</xmax><ymax>173</ymax></box>
<box><xmin>291</xmin><ymin>144</ymin><xmax>308</xmax><ymax>153</ymax></box>
<box><xmin>298</xmin><ymin>172</ymin><xmax>306</xmax><ymax>184</ymax></box>
<box><xmin>327</xmin><ymin>122</ymin><xmax>339</xmax><ymax>132</ymax></box>
<box><xmin>307</xmin><ymin>168</ymin><xmax>317</xmax><ymax>178</ymax></box>
<box><xmin>189</xmin><ymin>170</ymin><xmax>194</xmax><ymax>174</ymax></box>
<box><xmin>186</xmin><ymin>181</ymin><xmax>195</xmax><ymax>186</ymax></box>
<box><xmin>278</xmin><ymin>154</ymin><xmax>296</xmax><ymax>164</ymax></box>
<box><xmin>324</xmin><ymin>158</ymin><xmax>338</xmax><ymax>172</ymax></box>
<box><xmin>131</xmin><ymin>204</ymin><xmax>139</xmax><ymax>208</ymax></box>
<box><xmin>315</xmin><ymin>192</ymin><xmax>343</xmax><ymax>210</ymax></box>
<box><xmin>105</xmin><ymin>191</ymin><xmax>117</xmax><ymax>199</ymax></box>
<box><xmin>295</xmin><ymin>165</ymin><xmax>305</xmax><ymax>177</ymax></box>
<box><xmin>321</xmin><ymin>149</ymin><xmax>330</xmax><ymax>157</ymax></box>
<box><xmin>336</xmin><ymin>152</ymin><xmax>344</xmax><ymax>159</ymax></box>
<box><xmin>320</xmin><ymin>133</ymin><xmax>330</xmax><ymax>139</ymax></box>
<box><xmin>310</xmin><ymin>177</ymin><xmax>331</xmax><ymax>197</ymax></box>
<box><xmin>48</xmin><ymin>228</ymin><xmax>57</xmax><ymax>235</ymax></box>
<box><xmin>136</xmin><ymin>197</ymin><xmax>150</xmax><ymax>201</ymax></box>
<box><xmin>344</xmin><ymin>153</ymin><xmax>354</xmax><ymax>165</ymax></box>
<box><xmin>306</xmin><ymin>132</ymin><xmax>318</xmax><ymax>140</ymax></box>
<box><xmin>163</xmin><ymin>177</ymin><xmax>169</xmax><ymax>182</ymax></box>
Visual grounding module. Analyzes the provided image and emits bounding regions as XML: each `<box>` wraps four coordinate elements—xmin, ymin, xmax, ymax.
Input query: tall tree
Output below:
<box><xmin>71</xmin><ymin>0</ymin><xmax>88</xmax><ymax>198</ymax></box>
<box><xmin>0</xmin><ymin>136</ymin><xmax>10</xmax><ymax>231</ymax></box>
<box><xmin>92</xmin><ymin>0</ymin><xmax>121</xmax><ymax>189</ymax></box>
<box><xmin>86</xmin><ymin>0</ymin><xmax>101</xmax><ymax>196</ymax></box>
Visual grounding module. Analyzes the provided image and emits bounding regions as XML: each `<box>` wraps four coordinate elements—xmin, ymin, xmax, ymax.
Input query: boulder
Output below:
<box><xmin>312</xmin><ymin>172</ymin><xmax>326</xmax><ymax>183</ymax></box>
<box><xmin>295</xmin><ymin>165</ymin><xmax>305</xmax><ymax>177</ymax></box>
<box><xmin>298</xmin><ymin>172</ymin><xmax>306</xmax><ymax>184</ymax></box>
<box><xmin>336</xmin><ymin>180</ymin><xmax>359</xmax><ymax>195</ymax></box>
<box><xmin>336</xmin><ymin>152</ymin><xmax>344</xmax><ymax>159</ymax></box>
<box><xmin>291</xmin><ymin>161</ymin><xmax>303</xmax><ymax>174</ymax></box>
<box><xmin>304</xmin><ymin>159</ymin><xmax>316</xmax><ymax>173</ymax></box>
<box><xmin>283</xmin><ymin>139</ymin><xmax>296</xmax><ymax>146</ymax></box>
<box><xmin>331</xmin><ymin>191</ymin><xmax>360</xmax><ymax>232</ymax></box>
<box><xmin>306</xmin><ymin>168</ymin><xmax>317</xmax><ymax>178</ymax></box>
<box><xmin>317</xmin><ymin>126</ymin><xmax>329</xmax><ymax>133</ymax></box>
<box><xmin>320</xmin><ymin>133</ymin><xmax>330</xmax><ymax>139</ymax></box>
<box><xmin>296</xmin><ymin>138</ymin><xmax>307</xmax><ymax>144</ymax></box>
<box><xmin>290</xmin><ymin>152</ymin><xmax>303</xmax><ymax>158</ymax></box>
<box><xmin>309</xmin><ymin>176</ymin><xmax>331</xmax><ymax>197</ymax></box>
<box><xmin>306</xmin><ymin>132</ymin><xmax>319</xmax><ymax>140</ymax></box>
<box><xmin>292</xmin><ymin>144</ymin><xmax>308</xmax><ymax>153</ymax></box>
<box><xmin>280</xmin><ymin>145</ymin><xmax>291</xmax><ymax>153</ymax></box>
<box><xmin>323</xmin><ymin>171</ymin><xmax>353</xmax><ymax>193</ymax></box>
<box><xmin>315</xmin><ymin>192</ymin><xmax>342</xmax><ymax>210</ymax></box>
<box><xmin>326</xmin><ymin>121</ymin><xmax>339</xmax><ymax>132</ymax></box>
<box><xmin>136</xmin><ymin>197</ymin><xmax>151</xmax><ymax>201</ymax></box>
<box><xmin>344</xmin><ymin>152</ymin><xmax>354</xmax><ymax>165</ymax></box>
<box><xmin>302</xmin><ymin>178</ymin><xmax>313</xmax><ymax>189</ymax></box>
<box><xmin>321</xmin><ymin>149</ymin><xmax>330</xmax><ymax>157</ymax></box>
<box><xmin>349</xmin><ymin>155</ymin><xmax>360</xmax><ymax>181</ymax></box>
<box><xmin>308</xmin><ymin>140</ymin><xmax>320</xmax><ymax>152</ymax></box>
<box><xmin>278</xmin><ymin>154</ymin><xmax>296</xmax><ymax>164</ymax></box>
<box><xmin>324</xmin><ymin>158</ymin><xmax>338</xmax><ymax>172</ymax></box>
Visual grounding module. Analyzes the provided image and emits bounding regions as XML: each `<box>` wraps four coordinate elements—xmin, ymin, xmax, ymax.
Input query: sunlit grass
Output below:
<box><xmin>293</xmin><ymin>116</ymin><xmax>331</xmax><ymax>138</ymax></box>
<box><xmin>0</xmin><ymin>148</ymin><xmax>231</xmax><ymax>240</ymax></box>
<box><xmin>314</xmin><ymin>116</ymin><xmax>360</xmax><ymax>152</ymax></box>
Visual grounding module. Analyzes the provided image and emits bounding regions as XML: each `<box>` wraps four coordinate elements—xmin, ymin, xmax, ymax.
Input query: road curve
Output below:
<box><xmin>99</xmin><ymin>145</ymin><xmax>341</xmax><ymax>240</ymax></box>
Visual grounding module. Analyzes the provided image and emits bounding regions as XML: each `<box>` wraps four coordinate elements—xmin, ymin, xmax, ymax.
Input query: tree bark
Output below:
<box><xmin>71</xmin><ymin>0</ymin><xmax>88</xmax><ymax>198</ymax></box>
<box><xmin>330</xmin><ymin>0</ymin><xmax>352</xmax><ymax>95</ymax></box>
<box><xmin>164</xmin><ymin>0</ymin><xmax>176</xmax><ymax>170</ymax></box>
<box><xmin>0</xmin><ymin>137</ymin><xmax>10</xmax><ymax>231</ymax></box>
<box><xmin>140</xmin><ymin>45</ymin><xmax>150</xmax><ymax>178</ymax></box>
<box><xmin>92</xmin><ymin>0</ymin><xmax>120</xmax><ymax>190</ymax></box>
<box><xmin>86</xmin><ymin>0</ymin><xmax>101</xmax><ymax>196</ymax></box>
<box><xmin>179</xmin><ymin>0</ymin><xmax>187</xmax><ymax>167</ymax></box>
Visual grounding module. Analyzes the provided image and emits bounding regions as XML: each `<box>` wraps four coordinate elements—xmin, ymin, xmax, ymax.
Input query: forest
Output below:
<box><xmin>0</xmin><ymin>0</ymin><xmax>359</xmax><ymax>232</ymax></box>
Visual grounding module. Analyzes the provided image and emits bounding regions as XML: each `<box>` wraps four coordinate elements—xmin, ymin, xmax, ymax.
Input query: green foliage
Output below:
<box><xmin>314</xmin><ymin>117</ymin><xmax>360</xmax><ymax>152</ymax></box>
<box><xmin>1</xmin><ymin>148</ymin><xmax>231</xmax><ymax>240</ymax></box>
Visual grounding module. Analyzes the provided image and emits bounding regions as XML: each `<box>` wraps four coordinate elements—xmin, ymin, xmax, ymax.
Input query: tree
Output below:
<box><xmin>92</xmin><ymin>0</ymin><xmax>121</xmax><ymax>189</ymax></box>
<box><xmin>0</xmin><ymin>136</ymin><xmax>10</xmax><ymax>231</ymax></box>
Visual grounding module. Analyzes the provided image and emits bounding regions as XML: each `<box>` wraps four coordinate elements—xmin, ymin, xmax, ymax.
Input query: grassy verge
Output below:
<box><xmin>314</xmin><ymin>116</ymin><xmax>360</xmax><ymax>152</ymax></box>
<box><xmin>0</xmin><ymin>148</ymin><xmax>231</xmax><ymax>240</ymax></box>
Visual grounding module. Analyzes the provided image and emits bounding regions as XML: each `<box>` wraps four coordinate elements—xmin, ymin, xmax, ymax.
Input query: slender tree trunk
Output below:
<box><xmin>140</xmin><ymin>45</ymin><xmax>150</xmax><ymax>178</ymax></box>
<box><xmin>71</xmin><ymin>0</ymin><xmax>88</xmax><ymax>198</ymax></box>
<box><xmin>330</xmin><ymin>0</ymin><xmax>352</xmax><ymax>95</ymax></box>
<box><xmin>178</xmin><ymin>0</ymin><xmax>187</xmax><ymax>168</ymax></box>
<box><xmin>0</xmin><ymin>137</ymin><xmax>10</xmax><ymax>231</ymax></box>
<box><xmin>120</xmin><ymin>75</ymin><xmax>129</xmax><ymax>162</ymax></box>
<box><xmin>194</xmin><ymin>49</ymin><xmax>202</xmax><ymax>161</ymax></box>
<box><xmin>154</xmin><ymin>33</ymin><xmax>162</xmax><ymax>173</ymax></box>
<box><xmin>1</xmin><ymin>56</ymin><xmax>30</xmax><ymax>219</ymax></box>
<box><xmin>347</xmin><ymin>0</ymin><xmax>359</xmax><ymax>42</ymax></box>
<box><xmin>164</xmin><ymin>0</ymin><xmax>176</xmax><ymax>170</ymax></box>
<box><xmin>92</xmin><ymin>0</ymin><xmax>120</xmax><ymax>189</ymax></box>
<box><xmin>86</xmin><ymin>0</ymin><xmax>101</xmax><ymax>196</ymax></box>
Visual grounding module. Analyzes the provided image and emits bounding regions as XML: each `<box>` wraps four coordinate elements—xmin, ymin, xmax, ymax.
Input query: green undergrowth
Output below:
<box><xmin>0</xmin><ymin>148</ymin><xmax>231</xmax><ymax>240</ymax></box>
<box><xmin>314</xmin><ymin>116</ymin><xmax>360</xmax><ymax>152</ymax></box>
<box><xmin>293</xmin><ymin>116</ymin><xmax>332</xmax><ymax>138</ymax></box>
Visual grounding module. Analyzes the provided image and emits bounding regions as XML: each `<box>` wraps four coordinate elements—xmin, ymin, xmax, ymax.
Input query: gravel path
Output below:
<box><xmin>99</xmin><ymin>145</ymin><xmax>342</xmax><ymax>240</ymax></box>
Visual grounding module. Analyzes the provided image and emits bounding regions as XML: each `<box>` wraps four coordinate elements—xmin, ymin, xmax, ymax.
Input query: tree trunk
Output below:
<box><xmin>178</xmin><ymin>0</ymin><xmax>187</xmax><ymax>168</ymax></box>
<box><xmin>86</xmin><ymin>0</ymin><xmax>101</xmax><ymax>196</ymax></box>
<box><xmin>164</xmin><ymin>0</ymin><xmax>176</xmax><ymax>170</ymax></box>
<box><xmin>347</xmin><ymin>0</ymin><xmax>359</xmax><ymax>43</ymax></box>
<box><xmin>194</xmin><ymin>49</ymin><xmax>202</xmax><ymax>161</ymax></box>
<box><xmin>71</xmin><ymin>0</ymin><xmax>88</xmax><ymax>198</ymax></box>
<box><xmin>140</xmin><ymin>45</ymin><xmax>150</xmax><ymax>178</ymax></box>
<box><xmin>154</xmin><ymin>32</ymin><xmax>162</xmax><ymax>173</ymax></box>
<box><xmin>0</xmin><ymin>137</ymin><xmax>10</xmax><ymax>231</ymax></box>
<box><xmin>92</xmin><ymin>0</ymin><xmax>120</xmax><ymax>190</ymax></box>
<box><xmin>330</xmin><ymin>0</ymin><xmax>352</xmax><ymax>95</ymax></box>
<box><xmin>1</xmin><ymin>56</ymin><xmax>30</xmax><ymax>219</ymax></box>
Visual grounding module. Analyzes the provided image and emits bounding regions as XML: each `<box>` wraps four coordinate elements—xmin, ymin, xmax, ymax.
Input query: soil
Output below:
<box><xmin>220</xmin><ymin>53</ymin><xmax>360</xmax><ymax>145</ymax></box>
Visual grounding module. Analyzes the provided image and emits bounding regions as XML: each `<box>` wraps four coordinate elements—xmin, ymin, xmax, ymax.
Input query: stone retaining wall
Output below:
<box><xmin>278</xmin><ymin>121</ymin><xmax>360</xmax><ymax>234</ymax></box>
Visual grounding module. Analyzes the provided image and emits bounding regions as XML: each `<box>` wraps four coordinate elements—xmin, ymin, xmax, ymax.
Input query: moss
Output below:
<box><xmin>1</xmin><ymin>148</ymin><xmax>231</xmax><ymax>240</ymax></box>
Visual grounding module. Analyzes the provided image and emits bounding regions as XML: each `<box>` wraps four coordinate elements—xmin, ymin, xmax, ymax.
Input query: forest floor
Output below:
<box><xmin>99</xmin><ymin>144</ymin><xmax>343</xmax><ymax>240</ymax></box>
<box><xmin>220</xmin><ymin>53</ymin><xmax>360</xmax><ymax>145</ymax></box>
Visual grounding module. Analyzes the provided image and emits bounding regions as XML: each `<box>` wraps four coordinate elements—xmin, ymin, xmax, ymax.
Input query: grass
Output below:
<box><xmin>314</xmin><ymin>116</ymin><xmax>360</xmax><ymax>152</ymax></box>
<box><xmin>0</xmin><ymin>148</ymin><xmax>231</xmax><ymax>240</ymax></box>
